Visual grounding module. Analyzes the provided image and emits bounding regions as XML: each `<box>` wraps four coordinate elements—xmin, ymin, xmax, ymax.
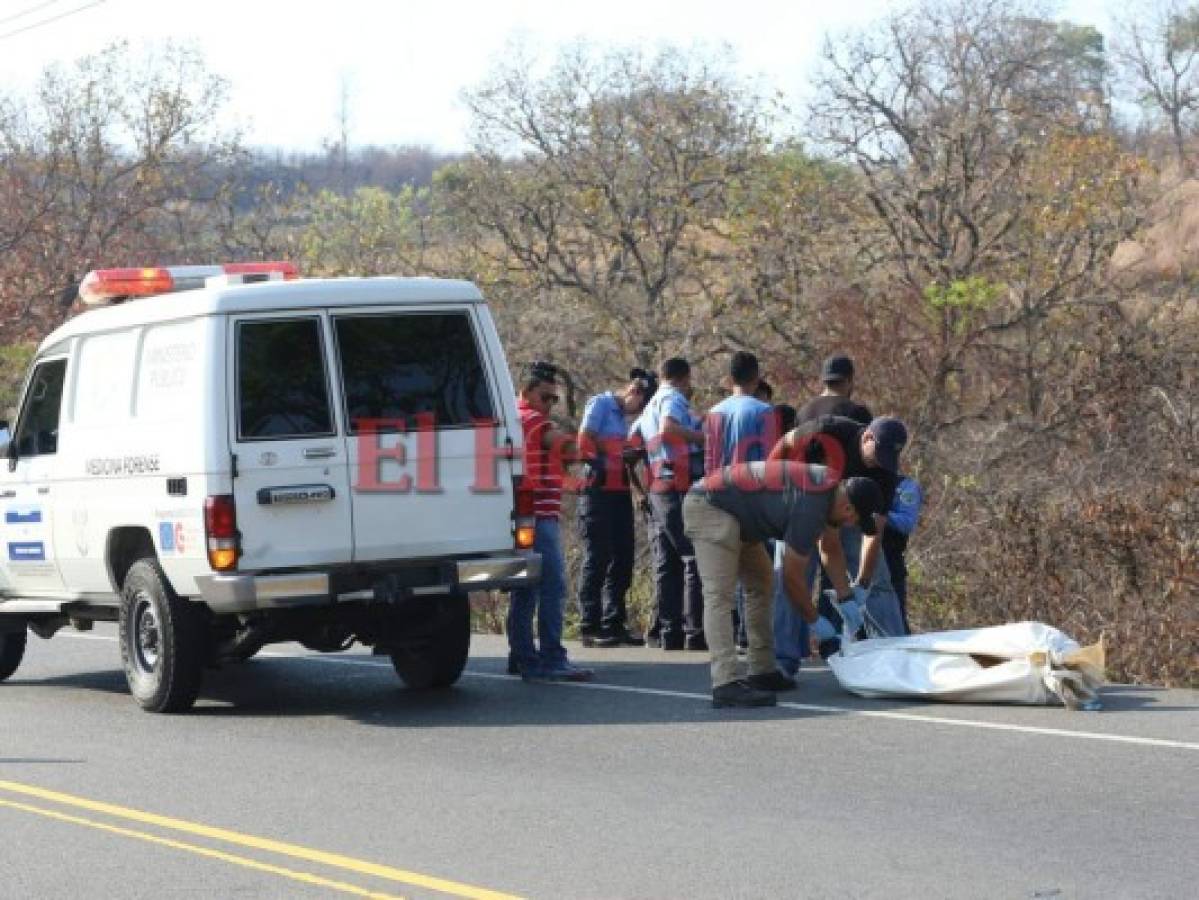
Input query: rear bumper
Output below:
<box><xmin>454</xmin><ymin>554</ymin><xmax>542</xmax><ymax>590</ymax></box>
<box><xmin>194</xmin><ymin>553</ymin><xmax>542</xmax><ymax>614</ymax></box>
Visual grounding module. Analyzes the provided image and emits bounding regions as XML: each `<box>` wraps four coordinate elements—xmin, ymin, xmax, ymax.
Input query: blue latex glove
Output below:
<box><xmin>810</xmin><ymin>616</ymin><xmax>838</xmax><ymax>643</ymax></box>
<box><xmin>836</xmin><ymin>597</ymin><xmax>866</xmax><ymax>637</ymax></box>
<box><xmin>851</xmin><ymin>584</ymin><xmax>870</xmax><ymax>607</ymax></box>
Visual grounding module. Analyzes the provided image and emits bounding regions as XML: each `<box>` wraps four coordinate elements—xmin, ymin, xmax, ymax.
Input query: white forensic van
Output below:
<box><xmin>0</xmin><ymin>262</ymin><xmax>539</xmax><ymax>712</ymax></box>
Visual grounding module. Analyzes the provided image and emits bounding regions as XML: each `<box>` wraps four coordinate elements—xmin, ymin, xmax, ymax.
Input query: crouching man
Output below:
<box><xmin>683</xmin><ymin>461</ymin><xmax>884</xmax><ymax>708</ymax></box>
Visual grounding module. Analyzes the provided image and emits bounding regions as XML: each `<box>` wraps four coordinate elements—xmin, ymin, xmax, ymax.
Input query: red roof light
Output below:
<box><xmin>78</xmin><ymin>261</ymin><xmax>299</xmax><ymax>306</ymax></box>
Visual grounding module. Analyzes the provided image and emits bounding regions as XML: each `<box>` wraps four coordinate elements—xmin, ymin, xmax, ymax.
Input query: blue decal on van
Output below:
<box><xmin>158</xmin><ymin>522</ymin><xmax>176</xmax><ymax>552</ymax></box>
<box><xmin>8</xmin><ymin>541</ymin><xmax>46</xmax><ymax>562</ymax></box>
<box><xmin>4</xmin><ymin>507</ymin><xmax>42</xmax><ymax>524</ymax></box>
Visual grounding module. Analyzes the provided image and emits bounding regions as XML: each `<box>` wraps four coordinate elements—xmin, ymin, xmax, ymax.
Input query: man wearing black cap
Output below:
<box><xmin>797</xmin><ymin>354</ymin><xmax>873</xmax><ymax>427</ymax></box>
<box><xmin>684</xmin><ymin>461</ymin><xmax>885</xmax><ymax>707</ymax></box>
<box><xmin>769</xmin><ymin>415</ymin><xmax>909</xmax><ymax>665</ymax></box>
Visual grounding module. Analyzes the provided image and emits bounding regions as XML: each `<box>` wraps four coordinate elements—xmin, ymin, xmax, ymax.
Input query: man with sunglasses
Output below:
<box><xmin>507</xmin><ymin>361</ymin><xmax>593</xmax><ymax>682</ymax></box>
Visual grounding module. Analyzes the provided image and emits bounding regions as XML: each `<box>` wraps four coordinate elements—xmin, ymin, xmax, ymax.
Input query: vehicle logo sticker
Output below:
<box><xmin>157</xmin><ymin>521</ymin><xmax>185</xmax><ymax>553</ymax></box>
<box><xmin>8</xmin><ymin>541</ymin><xmax>46</xmax><ymax>562</ymax></box>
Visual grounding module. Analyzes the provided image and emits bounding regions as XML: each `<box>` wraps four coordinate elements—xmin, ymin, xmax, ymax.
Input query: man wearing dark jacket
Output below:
<box><xmin>796</xmin><ymin>354</ymin><xmax>873</xmax><ymax>426</ymax></box>
<box><xmin>769</xmin><ymin>415</ymin><xmax>908</xmax><ymax>667</ymax></box>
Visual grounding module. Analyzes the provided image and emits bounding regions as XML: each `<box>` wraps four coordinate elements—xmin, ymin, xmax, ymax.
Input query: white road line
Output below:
<box><xmin>271</xmin><ymin>651</ymin><xmax>1199</xmax><ymax>753</ymax></box>
<box><xmin>57</xmin><ymin>634</ymin><xmax>1199</xmax><ymax>753</ymax></box>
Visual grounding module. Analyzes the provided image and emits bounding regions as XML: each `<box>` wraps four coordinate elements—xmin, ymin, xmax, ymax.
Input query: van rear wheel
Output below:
<box><xmin>389</xmin><ymin>591</ymin><xmax>471</xmax><ymax>690</ymax></box>
<box><xmin>0</xmin><ymin>629</ymin><xmax>27</xmax><ymax>682</ymax></box>
<box><xmin>119</xmin><ymin>558</ymin><xmax>206</xmax><ymax>713</ymax></box>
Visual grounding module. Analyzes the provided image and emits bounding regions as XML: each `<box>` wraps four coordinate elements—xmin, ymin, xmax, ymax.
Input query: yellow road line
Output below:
<box><xmin>0</xmin><ymin>798</ymin><xmax>402</xmax><ymax>899</ymax></box>
<box><xmin>0</xmin><ymin>780</ymin><xmax>522</xmax><ymax>900</ymax></box>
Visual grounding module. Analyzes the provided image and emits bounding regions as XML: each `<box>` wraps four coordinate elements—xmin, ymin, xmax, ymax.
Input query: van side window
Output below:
<box><xmin>237</xmin><ymin>319</ymin><xmax>334</xmax><ymax>440</ymax></box>
<box><xmin>335</xmin><ymin>313</ymin><xmax>496</xmax><ymax>432</ymax></box>
<box><xmin>14</xmin><ymin>359</ymin><xmax>68</xmax><ymax>457</ymax></box>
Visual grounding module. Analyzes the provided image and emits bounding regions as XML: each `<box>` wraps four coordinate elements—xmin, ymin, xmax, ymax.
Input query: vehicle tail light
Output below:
<box><xmin>204</xmin><ymin>494</ymin><xmax>240</xmax><ymax>572</ymax></box>
<box><xmin>513</xmin><ymin>475</ymin><xmax>535</xmax><ymax>550</ymax></box>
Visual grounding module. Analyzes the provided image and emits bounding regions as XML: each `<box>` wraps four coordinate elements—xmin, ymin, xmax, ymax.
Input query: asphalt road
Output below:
<box><xmin>1</xmin><ymin>625</ymin><xmax>1196</xmax><ymax>900</ymax></box>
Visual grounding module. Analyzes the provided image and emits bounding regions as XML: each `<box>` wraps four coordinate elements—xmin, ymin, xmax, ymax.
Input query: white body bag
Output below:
<box><xmin>827</xmin><ymin>622</ymin><xmax>1105</xmax><ymax>709</ymax></box>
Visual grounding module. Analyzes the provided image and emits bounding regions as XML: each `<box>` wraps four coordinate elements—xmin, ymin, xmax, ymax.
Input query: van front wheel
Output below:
<box><xmin>389</xmin><ymin>591</ymin><xmax>470</xmax><ymax>690</ymax></box>
<box><xmin>0</xmin><ymin>629</ymin><xmax>27</xmax><ymax>682</ymax></box>
<box><xmin>119</xmin><ymin>559</ymin><xmax>206</xmax><ymax>713</ymax></box>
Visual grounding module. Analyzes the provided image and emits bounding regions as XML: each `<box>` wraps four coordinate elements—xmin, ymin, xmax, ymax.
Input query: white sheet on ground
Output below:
<box><xmin>827</xmin><ymin>622</ymin><xmax>1105</xmax><ymax>709</ymax></box>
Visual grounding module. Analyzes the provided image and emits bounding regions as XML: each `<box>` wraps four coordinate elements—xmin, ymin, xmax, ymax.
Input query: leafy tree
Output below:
<box><xmin>295</xmin><ymin>185</ymin><xmax>436</xmax><ymax>277</ymax></box>
<box><xmin>0</xmin><ymin>343</ymin><xmax>34</xmax><ymax>417</ymax></box>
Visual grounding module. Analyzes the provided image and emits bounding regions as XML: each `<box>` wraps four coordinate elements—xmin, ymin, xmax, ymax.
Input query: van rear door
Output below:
<box><xmin>333</xmin><ymin>306</ymin><xmax>515</xmax><ymax>562</ymax></box>
<box><xmin>228</xmin><ymin>314</ymin><xmax>353</xmax><ymax>569</ymax></box>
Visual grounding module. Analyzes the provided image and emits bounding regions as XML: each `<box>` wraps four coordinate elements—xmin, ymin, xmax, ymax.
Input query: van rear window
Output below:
<box><xmin>334</xmin><ymin>313</ymin><xmax>495</xmax><ymax>432</ymax></box>
<box><xmin>237</xmin><ymin>318</ymin><xmax>334</xmax><ymax>440</ymax></box>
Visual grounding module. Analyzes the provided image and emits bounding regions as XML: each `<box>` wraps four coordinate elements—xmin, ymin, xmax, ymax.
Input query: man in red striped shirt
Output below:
<box><xmin>507</xmin><ymin>361</ymin><xmax>594</xmax><ymax>682</ymax></box>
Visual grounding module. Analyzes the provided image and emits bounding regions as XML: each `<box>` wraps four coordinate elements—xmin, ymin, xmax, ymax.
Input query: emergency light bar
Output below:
<box><xmin>78</xmin><ymin>261</ymin><xmax>298</xmax><ymax>306</ymax></box>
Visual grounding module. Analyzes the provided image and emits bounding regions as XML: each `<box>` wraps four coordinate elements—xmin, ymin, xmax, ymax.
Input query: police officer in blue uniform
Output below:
<box><xmin>639</xmin><ymin>358</ymin><xmax>706</xmax><ymax>650</ymax></box>
<box><xmin>574</xmin><ymin>368</ymin><xmax>656</xmax><ymax>646</ymax></box>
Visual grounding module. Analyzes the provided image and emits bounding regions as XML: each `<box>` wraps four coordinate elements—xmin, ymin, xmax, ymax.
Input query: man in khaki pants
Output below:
<box><xmin>683</xmin><ymin>461</ymin><xmax>884</xmax><ymax>708</ymax></box>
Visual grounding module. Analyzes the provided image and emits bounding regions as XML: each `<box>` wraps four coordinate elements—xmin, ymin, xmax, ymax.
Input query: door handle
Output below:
<box><xmin>0</xmin><ymin>490</ymin><xmax>14</xmax><ymax>499</ymax></box>
<box><xmin>303</xmin><ymin>447</ymin><xmax>337</xmax><ymax>460</ymax></box>
<box><xmin>37</xmin><ymin>486</ymin><xmax>50</xmax><ymax>495</ymax></box>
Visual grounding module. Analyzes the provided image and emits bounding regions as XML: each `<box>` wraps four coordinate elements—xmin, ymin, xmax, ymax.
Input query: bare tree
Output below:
<box><xmin>0</xmin><ymin>41</ymin><xmax>239</xmax><ymax>343</ymax></box>
<box><xmin>1112</xmin><ymin>0</ymin><xmax>1199</xmax><ymax>172</ymax></box>
<box><xmin>807</xmin><ymin>0</ymin><xmax>1143</xmax><ymax>430</ymax></box>
<box><xmin>440</xmin><ymin>43</ymin><xmax>768</xmax><ymax>390</ymax></box>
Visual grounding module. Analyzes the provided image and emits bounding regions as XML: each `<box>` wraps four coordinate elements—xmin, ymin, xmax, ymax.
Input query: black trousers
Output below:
<box><xmin>575</xmin><ymin>488</ymin><xmax>635</xmax><ymax>633</ymax></box>
<box><xmin>648</xmin><ymin>489</ymin><xmax>704</xmax><ymax>640</ymax></box>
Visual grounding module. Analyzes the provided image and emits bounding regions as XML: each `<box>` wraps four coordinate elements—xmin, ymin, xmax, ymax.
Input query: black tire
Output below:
<box><xmin>0</xmin><ymin>629</ymin><xmax>27</xmax><ymax>682</ymax></box>
<box><xmin>119</xmin><ymin>558</ymin><xmax>206</xmax><ymax>713</ymax></box>
<box><xmin>389</xmin><ymin>591</ymin><xmax>471</xmax><ymax>690</ymax></box>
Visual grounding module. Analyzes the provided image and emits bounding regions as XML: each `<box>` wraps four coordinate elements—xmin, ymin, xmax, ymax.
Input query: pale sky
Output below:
<box><xmin>0</xmin><ymin>0</ymin><xmax>1111</xmax><ymax>153</ymax></box>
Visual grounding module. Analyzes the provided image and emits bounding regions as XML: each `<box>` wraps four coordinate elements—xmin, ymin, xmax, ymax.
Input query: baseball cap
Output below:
<box><xmin>843</xmin><ymin>477</ymin><xmax>884</xmax><ymax>535</ymax></box>
<box><xmin>821</xmin><ymin>353</ymin><xmax>855</xmax><ymax>383</ymax></box>
<box><xmin>865</xmin><ymin>416</ymin><xmax>908</xmax><ymax>473</ymax></box>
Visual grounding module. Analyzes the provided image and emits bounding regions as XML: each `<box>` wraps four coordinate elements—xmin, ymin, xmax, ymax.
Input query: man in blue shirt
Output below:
<box><xmin>704</xmin><ymin>352</ymin><xmax>776</xmax><ymax>656</ymax></box>
<box><xmin>639</xmin><ymin>357</ymin><xmax>706</xmax><ymax>650</ymax></box>
<box><xmin>574</xmin><ymin>368</ymin><xmax>657</xmax><ymax>647</ymax></box>
<box><xmin>703</xmin><ymin>351</ymin><xmax>775</xmax><ymax>475</ymax></box>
